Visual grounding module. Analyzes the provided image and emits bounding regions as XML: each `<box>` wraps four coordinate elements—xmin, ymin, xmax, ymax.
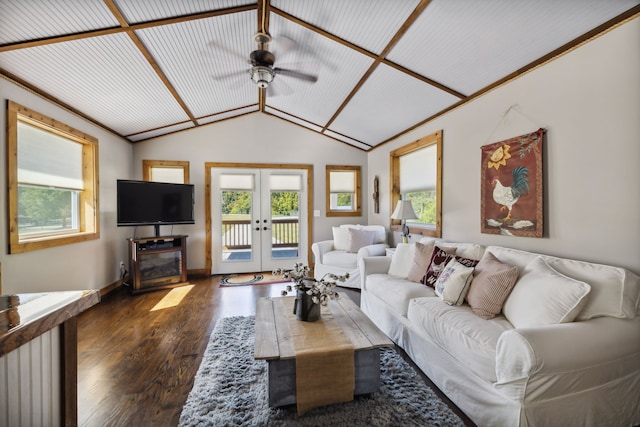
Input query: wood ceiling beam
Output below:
<box><xmin>103</xmin><ymin>0</ymin><xmax>198</xmax><ymax>126</ymax></box>
<box><xmin>0</xmin><ymin>68</ymin><xmax>122</xmax><ymax>138</ymax></box>
<box><xmin>371</xmin><ymin>6</ymin><xmax>640</xmax><ymax>152</ymax></box>
<box><xmin>273</xmin><ymin>1</ymin><xmax>464</xmax><ymax>135</ymax></box>
<box><xmin>317</xmin><ymin>0</ymin><xmax>450</xmax><ymax>132</ymax></box>
<box><xmin>0</xmin><ymin>4</ymin><xmax>256</xmax><ymax>53</ymax></box>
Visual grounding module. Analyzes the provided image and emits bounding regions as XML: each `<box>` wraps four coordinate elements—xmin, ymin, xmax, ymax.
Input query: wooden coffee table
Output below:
<box><xmin>254</xmin><ymin>296</ymin><xmax>394</xmax><ymax>407</ymax></box>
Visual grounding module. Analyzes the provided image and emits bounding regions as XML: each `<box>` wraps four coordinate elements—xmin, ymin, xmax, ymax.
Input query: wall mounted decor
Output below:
<box><xmin>480</xmin><ymin>128</ymin><xmax>544</xmax><ymax>237</ymax></box>
<box><xmin>372</xmin><ymin>176</ymin><xmax>379</xmax><ymax>214</ymax></box>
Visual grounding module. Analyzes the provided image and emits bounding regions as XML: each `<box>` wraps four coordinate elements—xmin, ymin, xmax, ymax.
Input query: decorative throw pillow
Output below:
<box><xmin>421</xmin><ymin>246</ymin><xmax>457</xmax><ymax>288</ymax></box>
<box><xmin>407</xmin><ymin>242</ymin><xmax>435</xmax><ymax>283</ymax></box>
<box><xmin>466</xmin><ymin>252</ymin><xmax>520</xmax><ymax>319</ymax></box>
<box><xmin>346</xmin><ymin>228</ymin><xmax>376</xmax><ymax>253</ymax></box>
<box><xmin>434</xmin><ymin>258</ymin><xmax>475</xmax><ymax>305</ymax></box>
<box><xmin>387</xmin><ymin>243</ymin><xmax>414</xmax><ymax>278</ymax></box>
<box><xmin>422</xmin><ymin>247</ymin><xmax>478</xmax><ymax>288</ymax></box>
<box><xmin>502</xmin><ymin>257</ymin><xmax>591</xmax><ymax>328</ymax></box>
<box><xmin>332</xmin><ymin>226</ymin><xmax>350</xmax><ymax>251</ymax></box>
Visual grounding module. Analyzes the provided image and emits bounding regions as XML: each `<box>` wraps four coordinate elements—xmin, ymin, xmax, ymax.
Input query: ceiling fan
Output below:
<box><xmin>249</xmin><ymin>31</ymin><xmax>318</xmax><ymax>89</ymax></box>
<box><xmin>215</xmin><ymin>31</ymin><xmax>318</xmax><ymax>91</ymax></box>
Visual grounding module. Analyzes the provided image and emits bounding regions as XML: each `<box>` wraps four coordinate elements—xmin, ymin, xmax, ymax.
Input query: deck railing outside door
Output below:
<box><xmin>222</xmin><ymin>217</ymin><xmax>298</xmax><ymax>249</ymax></box>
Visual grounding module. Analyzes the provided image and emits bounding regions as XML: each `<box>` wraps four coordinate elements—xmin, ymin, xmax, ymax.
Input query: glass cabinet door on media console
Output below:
<box><xmin>126</xmin><ymin>235</ymin><xmax>187</xmax><ymax>294</ymax></box>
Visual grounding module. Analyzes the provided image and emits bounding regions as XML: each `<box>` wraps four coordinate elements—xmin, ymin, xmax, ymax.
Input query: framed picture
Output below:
<box><xmin>480</xmin><ymin>128</ymin><xmax>544</xmax><ymax>237</ymax></box>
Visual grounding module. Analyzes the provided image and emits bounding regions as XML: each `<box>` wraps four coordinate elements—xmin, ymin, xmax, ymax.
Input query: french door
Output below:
<box><xmin>210</xmin><ymin>167</ymin><xmax>308</xmax><ymax>275</ymax></box>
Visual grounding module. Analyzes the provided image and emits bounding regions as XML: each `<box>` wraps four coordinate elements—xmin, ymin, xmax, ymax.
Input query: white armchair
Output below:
<box><xmin>312</xmin><ymin>224</ymin><xmax>388</xmax><ymax>289</ymax></box>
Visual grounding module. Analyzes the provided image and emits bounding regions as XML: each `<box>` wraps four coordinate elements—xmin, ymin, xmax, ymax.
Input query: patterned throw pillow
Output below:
<box><xmin>466</xmin><ymin>252</ymin><xmax>520</xmax><ymax>319</ymax></box>
<box><xmin>407</xmin><ymin>242</ymin><xmax>435</xmax><ymax>283</ymax></box>
<box><xmin>421</xmin><ymin>246</ymin><xmax>457</xmax><ymax>287</ymax></box>
<box><xmin>434</xmin><ymin>258</ymin><xmax>476</xmax><ymax>305</ymax></box>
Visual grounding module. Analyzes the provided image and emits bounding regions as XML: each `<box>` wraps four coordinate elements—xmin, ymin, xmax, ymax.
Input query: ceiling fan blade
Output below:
<box><xmin>267</xmin><ymin>79</ymin><xmax>293</xmax><ymax>98</ymax></box>
<box><xmin>271</xmin><ymin>36</ymin><xmax>297</xmax><ymax>59</ymax></box>
<box><xmin>211</xmin><ymin>70</ymin><xmax>249</xmax><ymax>91</ymax></box>
<box><xmin>211</xmin><ymin>70</ymin><xmax>247</xmax><ymax>80</ymax></box>
<box><xmin>274</xmin><ymin>67</ymin><xmax>318</xmax><ymax>83</ymax></box>
<box><xmin>206</xmin><ymin>41</ymin><xmax>248</xmax><ymax>63</ymax></box>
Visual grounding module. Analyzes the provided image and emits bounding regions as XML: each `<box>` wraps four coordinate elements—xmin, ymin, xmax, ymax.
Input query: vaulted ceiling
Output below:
<box><xmin>1</xmin><ymin>1</ymin><xmax>638</xmax><ymax>151</ymax></box>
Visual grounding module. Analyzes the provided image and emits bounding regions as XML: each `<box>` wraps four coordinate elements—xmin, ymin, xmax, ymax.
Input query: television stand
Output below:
<box><xmin>125</xmin><ymin>235</ymin><xmax>188</xmax><ymax>295</ymax></box>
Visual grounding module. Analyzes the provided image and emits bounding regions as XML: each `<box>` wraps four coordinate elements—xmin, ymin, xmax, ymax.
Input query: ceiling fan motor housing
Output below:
<box><xmin>250</xmin><ymin>65</ymin><xmax>274</xmax><ymax>88</ymax></box>
<box><xmin>249</xmin><ymin>47</ymin><xmax>276</xmax><ymax>88</ymax></box>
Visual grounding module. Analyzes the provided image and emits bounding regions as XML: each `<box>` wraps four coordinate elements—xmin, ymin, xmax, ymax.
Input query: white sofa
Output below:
<box><xmin>312</xmin><ymin>224</ymin><xmax>388</xmax><ymax>289</ymax></box>
<box><xmin>360</xmin><ymin>238</ymin><xmax>640</xmax><ymax>427</ymax></box>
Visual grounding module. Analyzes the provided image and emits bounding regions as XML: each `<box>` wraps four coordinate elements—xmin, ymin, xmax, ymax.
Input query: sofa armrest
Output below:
<box><xmin>358</xmin><ymin>256</ymin><xmax>392</xmax><ymax>290</ymax></box>
<box><xmin>357</xmin><ymin>243</ymin><xmax>389</xmax><ymax>259</ymax></box>
<box><xmin>311</xmin><ymin>240</ymin><xmax>335</xmax><ymax>264</ymax></box>
<box><xmin>495</xmin><ymin>316</ymin><xmax>640</xmax><ymax>399</ymax></box>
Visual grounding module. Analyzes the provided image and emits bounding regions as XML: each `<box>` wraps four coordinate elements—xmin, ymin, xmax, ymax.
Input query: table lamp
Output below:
<box><xmin>391</xmin><ymin>200</ymin><xmax>418</xmax><ymax>243</ymax></box>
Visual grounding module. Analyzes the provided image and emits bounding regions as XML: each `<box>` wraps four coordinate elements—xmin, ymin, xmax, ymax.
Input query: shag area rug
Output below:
<box><xmin>179</xmin><ymin>316</ymin><xmax>466</xmax><ymax>427</ymax></box>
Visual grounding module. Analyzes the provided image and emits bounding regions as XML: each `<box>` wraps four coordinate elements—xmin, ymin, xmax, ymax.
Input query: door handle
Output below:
<box><xmin>263</xmin><ymin>226</ymin><xmax>270</xmax><ymax>231</ymax></box>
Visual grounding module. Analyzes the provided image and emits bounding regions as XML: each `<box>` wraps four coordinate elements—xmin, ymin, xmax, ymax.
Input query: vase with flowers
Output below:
<box><xmin>275</xmin><ymin>262</ymin><xmax>350</xmax><ymax>322</ymax></box>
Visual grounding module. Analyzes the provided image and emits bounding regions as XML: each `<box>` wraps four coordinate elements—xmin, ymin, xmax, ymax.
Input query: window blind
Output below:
<box><xmin>270</xmin><ymin>174</ymin><xmax>301</xmax><ymax>191</ymax></box>
<box><xmin>17</xmin><ymin>121</ymin><xmax>83</xmax><ymax>190</ymax></box>
<box><xmin>219</xmin><ymin>174</ymin><xmax>254</xmax><ymax>190</ymax></box>
<box><xmin>399</xmin><ymin>145</ymin><xmax>436</xmax><ymax>194</ymax></box>
<box><xmin>329</xmin><ymin>171</ymin><xmax>355</xmax><ymax>193</ymax></box>
<box><xmin>150</xmin><ymin>167</ymin><xmax>184</xmax><ymax>184</ymax></box>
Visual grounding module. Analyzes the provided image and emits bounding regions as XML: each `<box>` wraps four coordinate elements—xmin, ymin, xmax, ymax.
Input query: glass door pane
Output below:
<box><xmin>221</xmin><ymin>190</ymin><xmax>253</xmax><ymax>262</ymax></box>
<box><xmin>270</xmin><ymin>190</ymin><xmax>299</xmax><ymax>260</ymax></box>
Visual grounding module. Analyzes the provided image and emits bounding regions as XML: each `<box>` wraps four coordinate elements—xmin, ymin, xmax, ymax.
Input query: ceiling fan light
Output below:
<box><xmin>251</xmin><ymin>66</ymin><xmax>274</xmax><ymax>88</ymax></box>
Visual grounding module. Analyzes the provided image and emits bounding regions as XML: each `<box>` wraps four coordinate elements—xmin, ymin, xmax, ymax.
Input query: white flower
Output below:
<box><xmin>276</xmin><ymin>264</ymin><xmax>348</xmax><ymax>306</ymax></box>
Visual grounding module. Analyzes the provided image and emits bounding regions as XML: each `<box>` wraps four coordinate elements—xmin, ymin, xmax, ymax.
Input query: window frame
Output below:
<box><xmin>390</xmin><ymin>130</ymin><xmax>442</xmax><ymax>238</ymax></box>
<box><xmin>142</xmin><ymin>159</ymin><xmax>190</xmax><ymax>184</ymax></box>
<box><xmin>325</xmin><ymin>165</ymin><xmax>361</xmax><ymax>217</ymax></box>
<box><xmin>7</xmin><ymin>100</ymin><xmax>99</xmax><ymax>253</ymax></box>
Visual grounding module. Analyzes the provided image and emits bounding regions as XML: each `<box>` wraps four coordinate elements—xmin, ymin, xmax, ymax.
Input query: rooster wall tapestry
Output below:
<box><xmin>481</xmin><ymin>128</ymin><xmax>544</xmax><ymax>237</ymax></box>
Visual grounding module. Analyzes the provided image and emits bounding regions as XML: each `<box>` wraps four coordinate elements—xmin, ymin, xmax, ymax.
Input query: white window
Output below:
<box><xmin>399</xmin><ymin>144</ymin><xmax>438</xmax><ymax>227</ymax></box>
<box><xmin>7</xmin><ymin>101</ymin><xmax>99</xmax><ymax>253</ymax></box>
<box><xmin>390</xmin><ymin>131</ymin><xmax>442</xmax><ymax>238</ymax></box>
<box><xmin>326</xmin><ymin>166</ymin><xmax>361</xmax><ymax>217</ymax></box>
<box><xmin>143</xmin><ymin>160</ymin><xmax>189</xmax><ymax>184</ymax></box>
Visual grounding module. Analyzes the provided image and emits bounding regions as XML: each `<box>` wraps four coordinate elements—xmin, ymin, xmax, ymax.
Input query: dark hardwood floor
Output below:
<box><xmin>77</xmin><ymin>276</ymin><xmax>474</xmax><ymax>426</ymax></box>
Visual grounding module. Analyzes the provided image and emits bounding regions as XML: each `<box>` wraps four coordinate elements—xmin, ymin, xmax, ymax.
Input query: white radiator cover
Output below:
<box><xmin>0</xmin><ymin>326</ymin><xmax>61</xmax><ymax>427</ymax></box>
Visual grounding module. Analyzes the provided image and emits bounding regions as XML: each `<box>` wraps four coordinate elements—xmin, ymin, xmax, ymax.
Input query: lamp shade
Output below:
<box><xmin>390</xmin><ymin>200</ymin><xmax>418</xmax><ymax>220</ymax></box>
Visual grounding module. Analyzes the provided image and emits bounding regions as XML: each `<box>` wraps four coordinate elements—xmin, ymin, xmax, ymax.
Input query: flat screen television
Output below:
<box><xmin>117</xmin><ymin>180</ymin><xmax>195</xmax><ymax>236</ymax></box>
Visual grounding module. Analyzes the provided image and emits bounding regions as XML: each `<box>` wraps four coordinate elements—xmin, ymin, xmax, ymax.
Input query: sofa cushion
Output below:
<box><xmin>358</xmin><ymin>225</ymin><xmax>387</xmax><ymax>244</ymax></box>
<box><xmin>322</xmin><ymin>250</ymin><xmax>357</xmax><ymax>269</ymax></box>
<box><xmin>487</xmin><ymin>246</ymin><xmax>640</xmax><ymax>320</ymax></box>
<box><xmin>366</xmin><ymin>274</ymin><xmax>436</xmax><ymax>316</ymax></box>
<box><xmin>407</xmin><ymin>242</ymin><xmax>435</xmax><ymax>283</ymax></box>
<box><xmin>388</xmin><ymin>243</ymin><xmax>415</xmax><ymax>279</ymax></box>
<box><xmin>407</xmin><ymin>297</ymin><xmax>513</xmax><ymax>382</ymax></box>
<box><xmin>436</xmin><ymin>242</ymin><xmax>485</xmax><ymax>261</ymax></box>
<box><xmin>347</xmin><ymin>228</ymin><xmax>376</xmax><ymax>253</ymax></box>
<box><xmin>466</xmin><ymin>252</ymin><xmax>520</xmax><ymax>319</ymax></box>
<box><xmin>434</xmin><ymin>258</ymin><xmax>475</xmax><ymax>305</ymax></box>
<box><xmin>503</xmin><ymin>257</ymin><xmax>591</xmax><ymax>328</ymax></box>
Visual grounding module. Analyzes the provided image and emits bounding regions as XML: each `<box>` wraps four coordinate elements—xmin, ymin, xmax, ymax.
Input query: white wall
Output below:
<box><xmin>0</xmin><ymin>78</ymin><xmax>133</xmax><ymax>294</ymax></box>
<box><xmin>367</xmin><ymin>17</ymin><xmax>640</xmax><ymax>274</ymax></box>
<box><xmin>131</xmin><ymin>113</ymin><xmax>367</xmax><ymax>271</ymax></box>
